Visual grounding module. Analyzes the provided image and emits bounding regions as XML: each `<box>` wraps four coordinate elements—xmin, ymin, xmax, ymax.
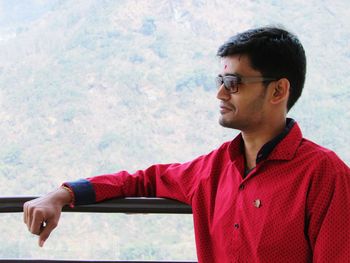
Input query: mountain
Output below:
<box><xmin>0</xmin><ymin>0</ymin><xmax>349</xmax><ymax>260</ymax></box>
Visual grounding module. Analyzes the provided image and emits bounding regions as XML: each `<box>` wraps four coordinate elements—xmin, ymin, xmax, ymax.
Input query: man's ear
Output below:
<box><xmin>270</xmin><ymin>78</ymin><xmax>290</xmax><ymax>104</ymax></box>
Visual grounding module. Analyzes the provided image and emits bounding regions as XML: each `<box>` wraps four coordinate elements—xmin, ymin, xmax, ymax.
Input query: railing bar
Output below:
<box><xmin>0</xmin><ymin>197</ymin><xmax>192</xmax><ymax>214</ymax></box>
<box><xmin>0</xmin><ymin>259</ymin><xmax>197</xmax><ymax>263</ymax></box>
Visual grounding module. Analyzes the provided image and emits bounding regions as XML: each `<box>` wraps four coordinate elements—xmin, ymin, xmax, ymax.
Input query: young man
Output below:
<box><xmin>24</xmin><ymin>26</ymin><xmax>350</xmax><ymax>262</ymax></box>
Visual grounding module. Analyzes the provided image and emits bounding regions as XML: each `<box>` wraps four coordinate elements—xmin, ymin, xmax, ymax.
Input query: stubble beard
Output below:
<box><xmin>218</xmin><ymin>111</ymin><xmax>243</xmax><ymax>130</ymax></box>
<box><xmin>219</xmin><ymin>113</ymin><xmax>264</xmax><ymax>132</ymax></box>
<box><xmin>219</xmin><ymin>116</ymin><xmax>244</xmax><ymax>131</ymax></box>
<box><xmin>218</xmin><ymin>96</ymin><xmax>266</xmax><ymax>131</ymax></box>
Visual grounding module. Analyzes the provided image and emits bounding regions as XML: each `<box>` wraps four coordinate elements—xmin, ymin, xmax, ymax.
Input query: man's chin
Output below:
<box><xmin>218</xmin><ymin>118</ymin><xmax>237</xmax><ymax>129</ymax></box>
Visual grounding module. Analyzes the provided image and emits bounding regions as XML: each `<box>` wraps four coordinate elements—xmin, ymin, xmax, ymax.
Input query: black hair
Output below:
<box><xmin>217</xmin><ymin>26</ymin><xmax>306</xmax><ymax>111</ymax></box>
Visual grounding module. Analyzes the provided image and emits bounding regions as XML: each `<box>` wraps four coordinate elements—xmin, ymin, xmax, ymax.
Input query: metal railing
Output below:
<box><xmin>0</xmin><ymin>196</ymin><xmax>195</xmax><ymax>263</ymax></box>
<box><xmin>0</xmin><ymin>196</ymin><xmax>192</xmax><ymax>214</ymax></box>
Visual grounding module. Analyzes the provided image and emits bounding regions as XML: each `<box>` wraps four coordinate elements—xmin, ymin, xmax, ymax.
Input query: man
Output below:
<box><xmin>24</xmin><ymin>26</ymin><xmax>350</xmax><ymax>262</ymax></box>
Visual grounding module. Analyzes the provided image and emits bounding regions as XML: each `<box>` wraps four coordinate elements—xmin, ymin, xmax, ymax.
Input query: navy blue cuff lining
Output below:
<box><xmin>65</xmin><ymin>179</ymin><xmax>96</xmax><ymax>205</ymax></box>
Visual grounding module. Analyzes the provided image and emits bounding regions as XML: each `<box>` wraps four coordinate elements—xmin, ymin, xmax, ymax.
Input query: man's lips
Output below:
<box><xmin>219</xmin><ymin>104</ymin><xmax>234</xmax><ymax>113</ymax></box>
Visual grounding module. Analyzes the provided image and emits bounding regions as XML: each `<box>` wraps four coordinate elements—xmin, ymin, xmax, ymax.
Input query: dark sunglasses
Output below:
<box><xmin>216</xmin><ymin>74</ymin><xmax>277</xmax><ymax>93</ymax></box>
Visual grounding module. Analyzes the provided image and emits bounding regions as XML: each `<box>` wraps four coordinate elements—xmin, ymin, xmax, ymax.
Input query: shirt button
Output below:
<box><xmin>234</xmin><ymin>223</ymin><xmax>240</xmax><ymax>229</ymax></box>
<box><xmin>239</xmin><ymin>184</ymin><xmax>245</xmax><ymax>190</ymax></box>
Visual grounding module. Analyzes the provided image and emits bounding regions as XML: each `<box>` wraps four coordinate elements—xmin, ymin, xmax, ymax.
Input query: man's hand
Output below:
<box><xmin>23</xmin><ymin>187</ymin><xmax>72</xmax><ymax>247</ymax></box>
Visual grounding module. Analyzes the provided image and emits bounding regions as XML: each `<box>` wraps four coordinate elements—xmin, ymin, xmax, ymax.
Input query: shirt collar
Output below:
<box><xmin>228</xmin><ymin>118</ymin><xmax>302</xmax><ymax>162</ymax></box>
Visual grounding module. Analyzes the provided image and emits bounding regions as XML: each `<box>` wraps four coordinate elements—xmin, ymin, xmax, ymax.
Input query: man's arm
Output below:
<box><xmin>23</xmin><ymin>162</ymin><xmax>200</xmax><ymax>247</ymax></box>
<box><xmin>306</xmin><ymin>154</ymin><xmax>350</xmax><ymax>262</ymax></box>
<box><xmin>23</xmin><ymin>142</ymin><xmax>228</xmax><ymax>247</ymax></box>
<box><xmin>24</xmin><ymin>162</ymin><xmax>196</xmax><ymax>247</ymax></box>
<box><xmin>68</xmin><ymin>161</ymin><xmax>206</xmax><ymax>206</ymax></box>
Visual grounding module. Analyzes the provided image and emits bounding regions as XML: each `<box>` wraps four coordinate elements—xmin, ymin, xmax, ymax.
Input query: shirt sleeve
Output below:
<box><xmin>306</xmin><ymin>152</ymin><xmax>350</xmax><ymax>262</ymax></box>
<box><xmin>64</xmin><ymin>144</ymin><xmax>226</xmax><ymax>206</ymax></box>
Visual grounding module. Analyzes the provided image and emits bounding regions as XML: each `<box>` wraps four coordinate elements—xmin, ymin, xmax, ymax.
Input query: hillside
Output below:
<box><xmin>0</xmin><ymin>0</ymin><xmax>349</xmax><ymax>260</ymax></box>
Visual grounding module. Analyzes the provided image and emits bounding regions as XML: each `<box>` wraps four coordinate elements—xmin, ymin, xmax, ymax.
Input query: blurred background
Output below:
<box><xmin>0</xmin><ymin>0</ymin><xmax>349</xmax><ymax>260</ymax></box>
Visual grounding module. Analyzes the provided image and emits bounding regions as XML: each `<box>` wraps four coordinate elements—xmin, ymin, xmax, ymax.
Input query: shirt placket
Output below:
<box><xmin>231</xmin><ymin>179</ymin><xmax>246</xmax><ymax>256</ymax></box>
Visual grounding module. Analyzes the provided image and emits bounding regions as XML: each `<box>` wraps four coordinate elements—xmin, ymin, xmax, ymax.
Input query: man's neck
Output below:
<box><xmin>242</xmin><ymin>119</ymin><xmax>286</xmax><ymax>169</ymax></box>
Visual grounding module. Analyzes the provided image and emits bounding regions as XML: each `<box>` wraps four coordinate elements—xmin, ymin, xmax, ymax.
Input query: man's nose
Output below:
<box><xmin>216</xmin><ymin>84</ymin><xmax>231</xmax><ymax>101</ymax></box>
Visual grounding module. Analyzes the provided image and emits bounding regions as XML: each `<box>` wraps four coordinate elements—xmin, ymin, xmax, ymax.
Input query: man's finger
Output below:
<box><xmin>26</xmin><ymin>205</ymin><xmax>34</xmax><ymax>231</ymax></box>
<box><xmin>39</xmin><ymin>220</ymin><xmax>58</xmax><ymax>247</ymax></box>
<box><xmin>30</xmin><ymin>210</ymin><xmax>45</xmax><ymax>235</ymax></box>
<box><xmin>23</xmin><ymin>203</ymin><xmax>27</xmax><ymax>224</ymax></box>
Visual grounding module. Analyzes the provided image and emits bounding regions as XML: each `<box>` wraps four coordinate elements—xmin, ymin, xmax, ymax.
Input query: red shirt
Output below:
<box><xmin>66</xmin><ymin>122</ymin><xmax>350</xmax><ymax>262</ymax></box>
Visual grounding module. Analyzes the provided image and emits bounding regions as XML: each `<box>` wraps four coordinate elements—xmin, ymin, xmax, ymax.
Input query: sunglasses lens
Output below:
<box><xmin>215</xmin><ymin>77</ymin><xmax>223</xmax><ymax>88</ymax></box>
<box><xmin>216</xmin><ymin>75</ymin><xmax>239</xmax><ymax>93</ymax></box>
<box><xmin>223</xmin><ymin>76</ymin><xmax>238</xmax><ymax>93</ymax></box>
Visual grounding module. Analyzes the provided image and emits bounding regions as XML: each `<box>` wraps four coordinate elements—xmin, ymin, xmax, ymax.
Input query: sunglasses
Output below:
<box><xmin>216</xmin><ymin>74</ymin><xmax>277</xmax><ymax>93</ymax></box>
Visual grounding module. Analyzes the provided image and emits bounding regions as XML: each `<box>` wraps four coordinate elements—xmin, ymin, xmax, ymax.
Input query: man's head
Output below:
<box><xmin>217</xmin><ymin>26</ymin><xmax>306</xmax><ymax>112</ymax></box>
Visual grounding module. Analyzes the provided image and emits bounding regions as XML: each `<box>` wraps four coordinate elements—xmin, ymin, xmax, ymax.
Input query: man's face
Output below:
<box><xmin>216</xmin><ymin>55</ymin><xmax>270</xmax><ymax>132</ymax></box>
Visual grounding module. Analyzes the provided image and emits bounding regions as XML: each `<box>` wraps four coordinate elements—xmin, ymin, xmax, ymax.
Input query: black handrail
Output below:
<box><xmin>0</xmin><ymin>196</ymin><xmax>192</xmax><ymax>214</ymax></box>
<box><xmin>0</xmin><ymin>260</ymin><xmax>196</xmax><ymax>263</ymax></box>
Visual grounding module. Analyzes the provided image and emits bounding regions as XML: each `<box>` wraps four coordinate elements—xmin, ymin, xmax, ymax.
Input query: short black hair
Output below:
<box><xmin>217</xmin><ymin>26</ymin><xmax>306</xmax><ymax>111</ymax></box>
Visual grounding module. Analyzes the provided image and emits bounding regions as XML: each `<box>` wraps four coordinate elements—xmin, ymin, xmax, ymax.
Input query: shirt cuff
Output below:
<box><xmin>63</xmin><ymin>179</ymin><xmax>96</xmax><ymax>206</ymax></box>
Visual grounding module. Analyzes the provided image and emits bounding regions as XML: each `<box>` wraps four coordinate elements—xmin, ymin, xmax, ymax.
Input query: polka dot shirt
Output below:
<box><xmin>66</xmin><ymin>121</ymin><xmax>350</xmax><ymax>263</ymax></box>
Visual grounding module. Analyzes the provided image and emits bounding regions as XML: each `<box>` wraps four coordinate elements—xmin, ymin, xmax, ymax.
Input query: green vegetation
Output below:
<box><xmin>0</xmin><ymin>0</ymin><xmax>349</xmax><ymax>260</ymax></box>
